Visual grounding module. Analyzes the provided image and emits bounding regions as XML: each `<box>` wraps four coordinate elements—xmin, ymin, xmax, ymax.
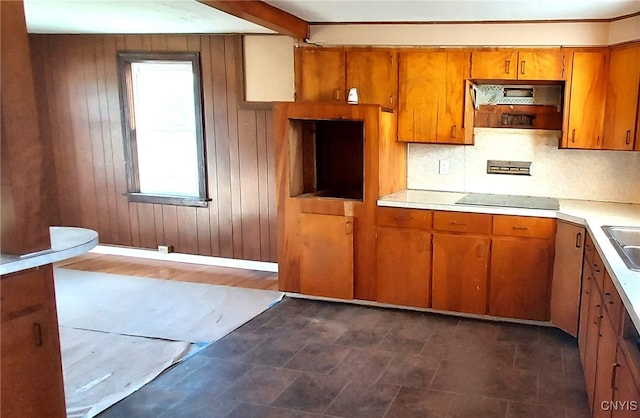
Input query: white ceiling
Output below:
<box><xmin>24</xmin><ymin>0</ymin><xmax>640</xmax><ymax>34</ymax></box>
<box><xmin>24</xmin><ymin>0</ymin><xmax>275</xmax><ymax>34</ymax></box>
<box><xmin>264</xmin><ymin>0</ymin><xmax>640</xmax><ymax>23</ymax></box>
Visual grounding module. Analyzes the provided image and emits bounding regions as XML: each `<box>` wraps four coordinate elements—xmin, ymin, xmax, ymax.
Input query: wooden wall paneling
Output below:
<box><xmin>198</xmin><ymin>36</ymin><xmax>221</xmax><ymax>257</ymax></box>
<box><xmin>150</xmin><ymin>35</ymin><xmax>168</xmax><ymax>51</ymax></box>
<box><xmin>82</xmin><ymin>36</ymin><xmax>112</xmax><ymax>241</ymax></box>
<box><xmin>128</xmin><ymin>204</ymin><xmax>141</xmax><ymax>247</ymax></box>
<box><xmin>95</xmin><ymin>37</ymin><xmax>119</xmax><ymax>244</ymax></box>
<box><xmin>162</xmin><ymin>205</ymin><xmax>179</xmax><ymax>249</ymax></box>
<box><xmin>196</xmin><ymin>207</ymin><xmax>212</xmax><ymax>256</ymax></box>
<box><xmin>154</xmin><ymin>204</ymin><xmax>165</xmax><ymax>246</ymax></box>
<box><xmin>224</xmin><ymin>36</ymin><xmax>245</xmax><ymax>259</ymax></box>
<box><xmin>256</xmin><ymin>110</ymin><xmax>271</xmax><ymax>261</ymax></box>
<box><xmin>167</xmin><ymin>35</ymin><xmax>188</xmax><ymax>51</ymax></box>
<box><xmin>176</xmin><ymin>206</ymin><xmax>198</xmax><ymax>254</ymax></box>
<box><xmin>46</xmin><ymin>37</ymin><xmax>81</xmax><ymax>228</ymax></box>
<box><xmin>110</xmin><ymin>36</ymin><xmax>132</xmax><ymax>246</ymax></box>
<box><xmin>137</xmin><ymin>203</ymin><xmax>157</xmax><ymax>249</ymax></box>
<box><xmin>209</xmin><ymin>36</ymin><xmax>234</xmax><ymax>258</ymax></box>
<box><xmin>238</xmin><ymin>109</ymin><xmax>261</xmax><ymax>260</ymax></box>
<box><xmin>65</xmin><ymin>37</ymin><xmax>100</xmax><ymax>233</ymax></box>
<box><xmin>265</xmin><ymin>110</ymin><xmax>278</xmax><ymax>262</ymax></box>
<box><xmin>30</xmin><ymin>36</ymin><xmax>61</xmax><ymax>228</ymax></box>
<box><xmin>30</xmin><ymin>34</ymin><xmax>277</xmax><ymax>261</ymax></box>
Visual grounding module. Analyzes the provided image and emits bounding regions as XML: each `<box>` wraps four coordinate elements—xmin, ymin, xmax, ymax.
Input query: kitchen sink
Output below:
<box><xmin>602</xmin><ymin>226</ymin><xmax>640</xmax><ymax>271</ymax></box>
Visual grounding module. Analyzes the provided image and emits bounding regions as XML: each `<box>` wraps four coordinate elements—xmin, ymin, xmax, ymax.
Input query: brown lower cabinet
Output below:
<box><xmin>432</xmin><ymin>233</ymin><xmax>490</xmax><ymax>314</ymax></box>
<box><xmin>578</xmin><ymin>234</ymin><xmax>640</xmax><ymax>418</ymax></box>
<box><xmin>1</xmin><ymin>265</ymin><xmax>66</xmax><ymax>418</ymax></box>
<box><xmin>299</xmin><ymin>212</ymin><xmax>354</xmax><ymax>299</ymax></box>
<box><xmin>376</xmin><ymin>226</ymin><xmax>431</xmax><ymax>307</ymax></box>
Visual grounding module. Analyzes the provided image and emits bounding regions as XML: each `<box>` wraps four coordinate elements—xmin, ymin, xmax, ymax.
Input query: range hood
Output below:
<box><xmin>469</xmin><ymin>82</ymin><xmax>564</xmax><ymax>130</ymax></box>
<box><xmin>471</xmin><ymin>84</ymin><xmax>563</xmax><ymax>111</ymax></box>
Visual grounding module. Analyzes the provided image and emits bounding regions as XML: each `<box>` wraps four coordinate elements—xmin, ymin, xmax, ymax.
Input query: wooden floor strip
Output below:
<box><xmin>56</xmin><ymin>253</ymin><xmax>279</xmax><ymax>291</ymax></box>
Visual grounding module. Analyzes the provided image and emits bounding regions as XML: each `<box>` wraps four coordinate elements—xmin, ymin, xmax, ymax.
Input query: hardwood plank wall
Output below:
<box><xmin>29</xmin><ymin>34</ymin><xmax>277</xmax><ymax>262</ymax></box>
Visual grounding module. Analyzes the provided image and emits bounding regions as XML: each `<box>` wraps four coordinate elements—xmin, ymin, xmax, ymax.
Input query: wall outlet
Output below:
<box><xmin>438</xmin><ymin>159</ymin><xmax>450</xmax><ymax>175</ymax></box>
<box><xmin>158</xmin><ymin>245</ymin><xmax>174</xmax><ymax>254</ymax></box>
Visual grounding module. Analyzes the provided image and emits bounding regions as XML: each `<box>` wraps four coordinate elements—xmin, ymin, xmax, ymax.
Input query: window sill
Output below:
<box><xmin>124</xmin><ymin>193</ymin><xmax>210</xmax><ymax>208</ymax></box>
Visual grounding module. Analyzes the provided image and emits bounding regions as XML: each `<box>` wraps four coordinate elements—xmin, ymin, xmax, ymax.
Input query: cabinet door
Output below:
<box><xmin>579</xmin><ymin>258</ymin><xmax>595</xmax><ymax>364</ymax></box>
<box><xmin>584</xmin><ymin>290</ymin><xmax>603</xmax><ymax>412</ymax></box>
<box><xmin>565</xmin><ymin>51</ymin><xmax>608</xmax><ymax>149</ymax></box>
<box><xmin>471</xmin><ymin>51</ymin><xmax>518</xmax><ymax>79</ymax></box>
<box><xmin>489</xmin><ymin>238</ymin><xmax>554</xmax><ymax>320</ymax></box>
<box><xmin>398</xmin><ymin>51</ymin><xmax>470</xmax><ymax>143</ymax></box>
<box><xmin>299</xmin><ymin>213</ymin><xmax>354</xmax><ymax>299</ymax></box>
<box><xmin>551</xmin><ymin>222</ymin><xmax>585</xmax><ymax>337</ymax></box>
<box><xmin>432</xmin><ymin>234</ymin><xmax>490</xmax><ymax>314</ymax></box>
<box><xmin>376</xmin><ymin>226</ymin><xmax>431</xmax><ymax>307</ymax></box>
<box><xmin>517</xmin><ymin>51</ymin><xmax>564</xmax><ymax>80</ymax></box>
<box><xmin>297</xmin><ymin>48</ymin><xmax>346</xmax><ymax>102</ymax></box>
<box><xmin>1</xmin><ymin>308</ymin><xmax>66</xmax><ymax>418</ymax></box>
<box><xmin>612</xmin><ymin>347</ymin><xmax>640</xmax><ymax>418</ymax></box>
<box><xmin>603</xmin><ymin>46</ymin><xmax>640</xmax><ymax>150</ymax></box>
<box><xmin>346</xmin><ymin>49</ymin><xmax>397</xmax><ymax>108</ymax></box>
<box><xmin>593</xmin><ymin>307</ymin><xmax>619</xmax><ymax>418</ymax></box>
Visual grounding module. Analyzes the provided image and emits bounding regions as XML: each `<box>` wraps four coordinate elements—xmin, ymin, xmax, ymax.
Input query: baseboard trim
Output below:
<box><xmin>90</xmin><ymin>245</ymin><xmax>278</xmax><ymax>273</ymax></box>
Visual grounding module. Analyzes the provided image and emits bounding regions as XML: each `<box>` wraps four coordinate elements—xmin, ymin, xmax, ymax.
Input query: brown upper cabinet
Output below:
<box><xmin>562</xmin><ymin>50</ymin><xmax>609</xmax><ymax>149</ymax></box>
<box><xmin>398</xmin><ymin>50</ymin><xmax>471</xmax><ymax>144</ymax></box>
<box><xmin>346</xmin><ymin>49</ymin><xmax>398</xmax><ymax>108</ymax></box>
<box><xmin>471</xmin><ymin>50</ymin><xmax>564</xmax><ymax>80</ymax></box>
<box><xmin>296</xmin><ymin>48</ymin><xmax>346</xmax><ymax>102</ymax></box>
<box><xmin>603</xmin><ymin>44</ymin><xmax>640</xmax><ymax>151</ymax></box>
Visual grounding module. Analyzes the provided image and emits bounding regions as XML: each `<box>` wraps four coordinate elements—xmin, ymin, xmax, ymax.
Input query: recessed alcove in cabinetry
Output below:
<box><xmin>289</xmin><ymin>119</ymin><xmax>364</xmax><ymax>201</ymax></box>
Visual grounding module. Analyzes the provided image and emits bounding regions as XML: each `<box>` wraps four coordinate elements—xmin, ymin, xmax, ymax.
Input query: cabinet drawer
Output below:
<box><xmin>492</xmin><ymin>216</ymin><xmax>556</xmax><ymax>238</ymax></box>
<box><xmin>433</xmin><ymin>211</ymin><xmax>492</xmax><ymax>234</ymax></box>
<box><xmin>603</xmin><ymin>272</ymin><xmax>623</xmax><ymax>334</ymax></box>
<box><xmin>1</xmin><ymin>267</ymin><xmax>51</xmax><ymax>319</ymax></box>
<box><xmin>376</xmin><ymin>207</ymin><xmax>432</xmax><ymax>229</ymax></box>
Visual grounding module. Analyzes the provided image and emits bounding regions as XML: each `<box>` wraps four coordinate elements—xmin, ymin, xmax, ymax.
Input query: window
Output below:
<box><xmin>118</xmin><ymin>52</ymin><xmax>208</xmax><ymax>207</ymax></box>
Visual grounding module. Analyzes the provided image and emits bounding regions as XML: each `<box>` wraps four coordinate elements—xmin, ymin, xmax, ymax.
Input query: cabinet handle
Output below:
<box><xmin>451</xmin><ymin>221</ymin><xmax>467</xmax><ymax>226</ymax></box>
<box><xmin>33</xmin><ymin>323</ymin><xmax>43</xmax><ymax>347</ymax></box>
<box><xmin>571</xmin><ymin>129</ymin><xmax>576</xmax><ymax>143</ymax></box>
<box><xmin>345</xmin><ymin>220</ymin><xmax>353</xmax><ymax>235</ymax></box>
<box><xmin>626</xmin><ymin>130</ymin><xmax>632</xmax><ymax>145</ymax></box>
<box><xmin>451</xmin><ymin>125</ymin><xmax>457</xmax><ymax>138</ymax></box>
<box><xmin>512</xmin><ymin>226</ymin><xmax>529</xmax><ymax>231</ymax></box>
<box><xmin>575</xmin><ymin>232</ymin><xmax>582</xmax><ymax>248</ymax></box>
<box><xmin>335</xmin><ymin>89</ymin><xmax>341</xmax><ymax>101</ymax></box>
<box><xmin>520</xmin><ymin>60</ymin><xmax>526</xmax><ymax>75</ymax></box>
<box><xmin>389</xmin><ymin>95</ymin><xmax>393</xmax><ymax>105</ymax></box>
<box><xmin>394</xmin><ymin>215</ymin><xmax>411</xmax><ymax>221</ymax></box>
<box><xmin>611</xmin><ymin>363</ymin><xmax>620</xmax><ymax>389</ymax></box>
<box><xmin>505</xmin><ymin>60</ymin><xmax>511</xmax><ymax>74</ymax></box>
<box><xmin>418</xmin><ymin>237</ymin><xmax>428</xmax><ymax>252</ymax></box>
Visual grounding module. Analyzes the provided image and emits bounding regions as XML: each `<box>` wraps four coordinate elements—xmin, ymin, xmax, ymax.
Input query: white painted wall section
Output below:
<box><xmin>244</xmin><ymin>35</ymin><xmax>295</xmax><ymax>102</ymax></box>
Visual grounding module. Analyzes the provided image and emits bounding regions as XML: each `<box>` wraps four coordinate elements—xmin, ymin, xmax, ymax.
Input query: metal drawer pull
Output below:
<box><xmin>520</xmin><ymin>60</ymin><xmax>526</xmax><ymax>74</ymax></box>
<box><xmin>575</xmin><ymin>232</ymin><xmax>582</xmax><ymax>248</ymax></box>
<box><xmin>451</xmin><ymin>221</ymin><xmax>467</xmax><ymax>226</ymax></box>
<box><xmin>626</xmin><ymin>130</ymin><xmax>631</xmax><ymax>145</ymax></box>
<box><xmin>505</xmin><ymin>60</ymin><xmax>510</xmax><ymax>74</ymax></box>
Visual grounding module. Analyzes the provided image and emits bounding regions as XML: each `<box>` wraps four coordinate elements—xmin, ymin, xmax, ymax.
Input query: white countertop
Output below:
<box><xmin>378</xmin><ymin>189</ymin><xmax>640</xmax><ymax>332</ymax></box>
<box><xmin>0</xmin><ymin>226</ymin><xmax>98</xmax><ymax>275</ymax></box>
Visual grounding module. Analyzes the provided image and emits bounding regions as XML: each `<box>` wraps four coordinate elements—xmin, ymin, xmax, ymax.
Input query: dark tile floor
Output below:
<box><xmin>98</xmin><ymin>297</ymin><xmax>591</xmax><ymax>418</ymax></box>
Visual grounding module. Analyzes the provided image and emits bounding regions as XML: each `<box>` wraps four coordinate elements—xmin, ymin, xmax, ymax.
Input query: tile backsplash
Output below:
<box><xmin>407</xmin><ymin>128</ymin><xmax>640</xmax><ymax>203</ymax></box>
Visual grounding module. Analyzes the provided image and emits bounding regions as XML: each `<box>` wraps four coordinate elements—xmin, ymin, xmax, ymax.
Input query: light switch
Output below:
<box><xmin>439</xmin><ymin>160</ymin><xmax>450</xmax><ymax>175</ymax></box>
